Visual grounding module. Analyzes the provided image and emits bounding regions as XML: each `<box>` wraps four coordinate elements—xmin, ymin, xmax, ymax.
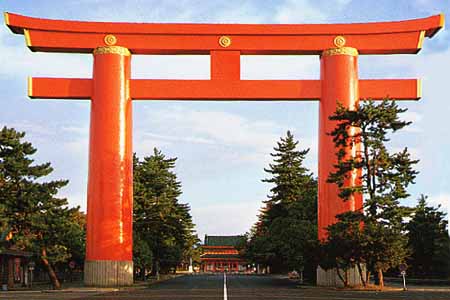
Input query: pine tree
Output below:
<box><xmin>263</xmin><ymin>131</ymin><xmax>313</xmax><ymax>206</ymax></box>
<box><xmin>406</xmin><ymin>195</ymin><xmax>450</xmax><ymax>278</ymax></box>
<box><xmin>133</xmin><ymin>149</ymin><xmax>199</xmax><ymax>278</ymax></box>
<box><xmin>325</xmin><ymin>100</ymin><xmax>418</xmax><ymax>288</ymax></box>
<box><xmin>246</xmin><ymin>131</ymin><xmax>318</xmax><ymax>277</ymax></box>
<box><xmin>321</xmin><ymin>211</ymin><xmax>366</xmax><ymax>286</ymax></box>
<box><xmin>0</xmin><ymin>126</ymin><xmax>85</xmax><ymax>289</ymax></box>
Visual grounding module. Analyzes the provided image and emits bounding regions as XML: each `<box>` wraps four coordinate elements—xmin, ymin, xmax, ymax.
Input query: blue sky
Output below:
<box><xmin>1</xmin><ymin>0</ymin><xmax>449</xmax><ymax>239</ymax></box>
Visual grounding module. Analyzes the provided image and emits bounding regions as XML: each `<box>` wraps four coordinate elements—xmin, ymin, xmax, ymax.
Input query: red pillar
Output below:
<box><xmin>84</xmin><ymin>46</ymin><xmax>133</xmax><ymax>286</ymax></box>
<box><xmin>318</xmin><ymin>47</ymin><xmax>363</xmax><ymax>240</ymax></box>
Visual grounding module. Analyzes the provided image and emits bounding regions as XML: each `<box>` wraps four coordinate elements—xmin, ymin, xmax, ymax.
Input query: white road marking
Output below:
<box><xmin>223</xmin><ymin>272</ymin><xmax>228</xmax><ymax>300</ymax></box>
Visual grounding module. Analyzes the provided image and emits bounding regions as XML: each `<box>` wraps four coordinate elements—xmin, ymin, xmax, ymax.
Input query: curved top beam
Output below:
<box><xmin>5</xmin><ymin>12</ymin><xmax>444</xmax><ymax>37</ymax></box>
<box><xmin>4</xmin><ymin>12</ymin><xmax>444</xmax><ymax>55</ymax></box>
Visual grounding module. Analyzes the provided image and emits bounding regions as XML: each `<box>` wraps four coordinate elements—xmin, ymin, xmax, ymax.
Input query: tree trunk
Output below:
<box><xmin>7</xmin><ymin>257</ymin><xmax>14</xmax><ymax>289</ymax></box>
<box><xmin>336</xmin><ymin>268</ymin><xmax>347</xmax><ymax>287</ymax></box>
<box><xmin>156</xmin><ymin>261</ymin><xmax>160</xmax><ymax>280</ymax></box>
<box><xmin>41</xmin><ymin>248</ymin><xmax>61</xmax><ymax>289</ymax></box>
<box><xmin>150</xmin><ymin>260</ymin><xmax>160</xmax><ymax>280</ymax></box>
<box><xmin>357</xmin><ymin>263</ymin><xmax>366</xmax><ymax>287</ymax></box>
<box><xmin>366</xmin><ymin>270</ymin><xmax>371</xmax><ymax>285</ymax></box>
<box><xmin>377</xmin><ymin>269</ymin><xmax>384</xmax><ymax>290</ymax></box>
<box><xmin>141</xmin><ymin>267</ymin><xmax>146</xmax><ymax>281</ymax></box>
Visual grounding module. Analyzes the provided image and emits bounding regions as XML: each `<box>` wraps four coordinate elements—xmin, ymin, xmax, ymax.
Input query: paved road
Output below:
<box><xmin>1</xmin><ymin>275</ymin><xmax>449</xmax><ymax>299</ymax></box>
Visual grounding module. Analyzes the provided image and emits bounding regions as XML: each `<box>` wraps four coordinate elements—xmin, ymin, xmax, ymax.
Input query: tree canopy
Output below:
<box><xmin>406</xmin><ymin>195</ymin><xmax>450</xmax><ymax>278</ymax></box>
<box><xmin>133</xmin><ymin>149</ymin><xmax>199</xmax><ymax>278</ymax></box>
<box><xmin>245</xmin><ymin>131</ymin><xmax>318</xmax><ymax>278</ymax></box>
<box><xmin>324</xmin><ymin>100</ymin><xmax>418</xmax><ymax>288</ymax></box>
<box><xmin>0</xmin><ymin>126</ymin><xmax>85</xmax><ymax>289</ymax></box>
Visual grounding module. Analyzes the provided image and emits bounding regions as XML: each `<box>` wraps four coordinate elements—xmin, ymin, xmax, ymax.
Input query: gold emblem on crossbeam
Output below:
<box><xmin>333</xmin><ymin>35</ymin><xmax>346</xmax><ymax>48</ymax></box>
<box><xmin>104</xmin><ymin>34</ymin><xmax>117</xmax><ymax>46</ymax></box>
<box><xmin>219</xmin><ymin>36</ymin><xmax>232</xmax><ymax>48</ymax></box>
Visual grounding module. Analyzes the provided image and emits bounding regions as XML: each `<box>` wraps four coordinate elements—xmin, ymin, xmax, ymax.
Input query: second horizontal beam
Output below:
<box><xmin>28</xmin><ymin>78</ymin><xmax>421</xmax><ymax>101</ymax></box>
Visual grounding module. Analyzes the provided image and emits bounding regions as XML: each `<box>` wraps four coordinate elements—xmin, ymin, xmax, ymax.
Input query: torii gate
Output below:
<box><xmin>5</xmin><ymin>12</ymin><xmax>443</xmax><ymax>287</ymax></box>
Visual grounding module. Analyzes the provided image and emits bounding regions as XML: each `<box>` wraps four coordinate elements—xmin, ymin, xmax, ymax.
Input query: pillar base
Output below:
<box><xmin>84</xmin><ymin>260</ymin><xmax>133</xmax><ymax>287</ymax></box>
<box><xmin>316</xmin><ymin>265</ymin><xmax>365</xmax><ymax>287</ymax></box>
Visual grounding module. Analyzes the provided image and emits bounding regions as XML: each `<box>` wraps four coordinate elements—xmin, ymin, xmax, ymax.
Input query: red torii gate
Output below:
<box><xmin>5</xmin><ymin>12</ymin><xmax>443</xmax><ymax>286</ymax></box>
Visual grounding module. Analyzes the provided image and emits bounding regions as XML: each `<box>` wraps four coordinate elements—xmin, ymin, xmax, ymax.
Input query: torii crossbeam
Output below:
<box><xmin>5</xmin><ymin>12</ymin><xmax>443</xmax><ymax>287</ymax></box>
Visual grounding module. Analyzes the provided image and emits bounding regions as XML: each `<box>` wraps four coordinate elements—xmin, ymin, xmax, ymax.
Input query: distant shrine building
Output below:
<box><xmin>200</xmin><ymin>235</ymin><xmax>246</xmax><ymax>273</ymax></box>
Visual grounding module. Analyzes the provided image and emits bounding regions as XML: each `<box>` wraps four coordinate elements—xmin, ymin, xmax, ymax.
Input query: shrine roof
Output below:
<box><xmin>200</xmin><ymin>254</ymin><xmax>242</xmax><ymax>260</ymax></box>
<box><xmin>204</xmin><ymin>235</ymin><xmax>245</xmax><ymax>247</ymax></box>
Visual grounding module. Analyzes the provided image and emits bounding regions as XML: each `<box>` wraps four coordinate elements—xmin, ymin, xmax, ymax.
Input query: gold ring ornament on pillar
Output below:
<box><xmin>219</xmin><ymin>36</ymin><xmax>232</xmax><ymax>48</ymax></box>
<box><xmin>93</xmin><ymin>46</ymin><xmax>131</xmax><ymax>56</ymax></box>
<box><xmin>322</xmin><ymin>47</ymin><xmax>358</xmax><ymax>57</ymax></box>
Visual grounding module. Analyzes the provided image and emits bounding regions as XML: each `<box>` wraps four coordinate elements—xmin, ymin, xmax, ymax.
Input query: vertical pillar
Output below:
<box><xmin>317</xmin><ymin>46</ymin><xmax>363</xmax><ymax>286</ymax></box>
<box><xmin>318</xmin><ymin>46</ymin><xmax>362</xmax><ymax>240</ymax></box>
<box><xmin>84</xmin><ymin>46</ymin><xmax>133</xmax><ymax>287</ymax></box>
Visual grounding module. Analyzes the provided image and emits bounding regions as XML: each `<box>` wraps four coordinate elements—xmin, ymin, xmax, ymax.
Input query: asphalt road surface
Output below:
<box><xmin>83</xmin><ymin>274</ymin><xmax>450</xmax><ymax>300</ymax></box>
<box><xmin>1</xmin><ymin>275</ymin><xmax>449</xmax><ymax>299</ymax></box>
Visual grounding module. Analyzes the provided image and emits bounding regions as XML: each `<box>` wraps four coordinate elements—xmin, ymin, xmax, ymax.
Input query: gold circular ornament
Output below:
<box><xmin>219</xmin><ymin>36</ymin><xmax>232</xmax><ymax>48</ymax></box>
<box><xmin>104</xmin><ymin>34</ymin><xmax>117</xmax><ymax>46</ymax></box>
<box><xmin>333</xmin><ymin>35</ymin><xmax>346</xmax><ymax>48</ymax></box>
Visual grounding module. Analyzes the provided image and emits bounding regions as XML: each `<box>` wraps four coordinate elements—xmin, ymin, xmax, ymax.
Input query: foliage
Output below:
<box><xmin>133</xmin><ymin>149</ymin><xmax>199</xmax><ymax>277</ymax></box>
<box><xmin>245</xmin><ymin>131</ymin><xmax>318</xmax><ymax>277</ymax></box>
<box><xmin>406</xmin><ymin>195</ymin><xmax>450</xmax><ymax>278</ymax></box>
<box><xmin>324</xmin><ymin>100</ymin><xmax>418</xmax><ymax>287</ymax></box>
<box><xmin>0</xmin><ymin>126</ymin><xmax>85</xmax><ymax>289</ymax></box>
<box><xmin>320</xmin><ymin>211</ymin><xmax>366</xmax><ymax>286</ymax></box>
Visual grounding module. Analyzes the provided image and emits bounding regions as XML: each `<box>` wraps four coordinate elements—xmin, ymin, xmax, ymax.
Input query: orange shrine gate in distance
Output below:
<box><xmin>4</xmin><ymin>12</ymin><xmax>444</xmax><ymax>287</ymax></box>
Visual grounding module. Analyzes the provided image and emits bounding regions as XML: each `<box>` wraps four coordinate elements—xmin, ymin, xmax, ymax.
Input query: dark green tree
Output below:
<box><xmin>325</xmin><ymin>100</ymin><xmax>418</xmax><ymax>288</ymax></box>
<box><xmin>33</xmin><ymin>205</ymin><xmax>85</xmax><ymax>289</ymax></box>
<box><xmin>0</xmin><ymin>126</ymin><xmax>85</xmax><ymax>289</ymax></box>
<box><xmin>406</xmin><ymin>195</ymin><xmax>450</xmax><ymax>278</ymax></box>
<box><xmin>321</xmin><ymin>211</ymin><xmax>366</xmax><ymax>286</ymax></box>
<box><xmin>246</xmin><ymin>131</ymin><xmax>318</xmax><ymax>278</ymax></box>
<box><xmin>133</xmin><ymin>149</ymin><xmax>199</xmax><ymax>279</ymax></box>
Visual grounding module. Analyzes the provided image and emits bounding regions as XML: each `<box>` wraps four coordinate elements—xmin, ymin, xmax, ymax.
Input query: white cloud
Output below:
<box><xmin>5</xmin><ymin>120</ymin><xmax>52</xmax><ymax>137</ymax></box>
<box><xmin>132</xmin><ymin>55</ymin><xmax>209</xmax><ymax>79</ymax></box>
<box><xmin>274</xmin><ymin>0</ymin><xmax>327</xmax><ymax>23</ymax></box>
<box><xmin>402</xmin><ymin>111</ymin><xmax>423</xmax><ymax>123</ymax></box>
<box><xmin>63</xmin><ymin>138</ymin><xmax>88</xmax><ymax>157</ymax></box>
<box><xmin>427</xmin><ymin>193</ymin><xmax>450</xmax><ymax>222</ymax></box>
<box><xmin>402</xmin><ymin>111</ymin><xmax>423</xmax><ymax>133</ymax></box>
<box><xmin>242</xmin><ymin>55</ymin><xmax>319</xmax><ymax>79</ymax></box>
<box><xmin>61</xmin><ymin>125</ymin><xmax>89</xmax><ymax>135</ymax></box>
<box><xmin>336</xmin><ymin>0</ymin><xmax>352</xmax><ymax>5</ymax></box>
<box><xmin>143</xmin><ymin>105</ymin><xmax>285</xmax><ymax>152</ymax></box>
<box><xmin>0</xmin><ymin>26</ymin><xmax>92</xmax><ymax>79</ymax></box>
<box><xmin>273</xmin><ymin>0</ymin><xmax>353</xmax><ymax>24</ymax></box>
<box><xmin>191</xmin><ymin>201</ymin><xmax>262</xmax><ymax>239</ymax></box>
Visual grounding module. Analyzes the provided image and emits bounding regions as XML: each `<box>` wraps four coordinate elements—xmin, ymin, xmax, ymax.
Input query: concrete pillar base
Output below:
<box><xmin>84</xmin><ymin>260</ymin><xmax>133</xmax><ymax>287</ymax></box>
<box><xmin>317</xmin><ymin>265</ymin><xmax>366</xmax><ymax>287</ymax></box>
